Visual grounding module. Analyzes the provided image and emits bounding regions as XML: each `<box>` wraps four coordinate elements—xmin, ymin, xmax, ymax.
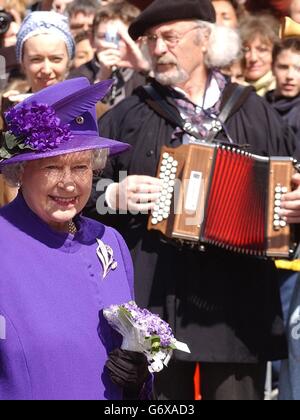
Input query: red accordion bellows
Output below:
<box><xmin>202</xmin><ymin>148</ymin><xmax>268</xmax><ymax>255</ymax></box>
<box><xmin>149</xmin><ymin>143</ymin><xmax>295</xmax><ymax>259</ymax></box>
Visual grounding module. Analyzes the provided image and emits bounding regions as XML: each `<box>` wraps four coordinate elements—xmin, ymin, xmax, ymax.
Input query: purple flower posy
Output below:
<box><xmin>5</xmin><ymin>102</ymin><xmax>72</xmax><ymax>152</ymax></box>
<box><xmin>103</xmin><ymin>301</ymin><xmax>190</xmax><ymax>373</ymax></box>
<box><xmin>122</xmin><ymin>302</ymin><xmax>175</xmax><ymax>347</ymax></box>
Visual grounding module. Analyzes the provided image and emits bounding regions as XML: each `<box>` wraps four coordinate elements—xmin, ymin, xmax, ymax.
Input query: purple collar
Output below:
<box><xmin>0</xmin><ymin>193</ymin><xmax>104</xmax><ymax>253</ymax></box>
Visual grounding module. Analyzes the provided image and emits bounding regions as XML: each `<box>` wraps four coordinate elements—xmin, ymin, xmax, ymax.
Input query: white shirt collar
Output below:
<box><xmin>173</xmin><ymin>76</ymin><xmax>221</xmax><ymax>110</ymax></box>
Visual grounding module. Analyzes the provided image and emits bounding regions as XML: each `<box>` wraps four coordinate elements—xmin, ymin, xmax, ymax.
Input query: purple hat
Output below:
<box><xmin>0</xmin><ymin>78</ymin><xmax>129</xmax><ymax>168</ymax></box>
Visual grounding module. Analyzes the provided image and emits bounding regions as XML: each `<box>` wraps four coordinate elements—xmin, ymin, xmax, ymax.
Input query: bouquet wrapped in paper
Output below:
<box><xmin>103</xmin><ymin>301</ymin><xmax>190</xmax><ymax>373</ymax></box>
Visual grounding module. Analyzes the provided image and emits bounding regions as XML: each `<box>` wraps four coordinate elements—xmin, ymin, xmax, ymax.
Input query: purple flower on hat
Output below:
<box><xmin>5</xmin><ymin>102</ymin><xmax>72</xmax><ymax>153</ymax></box>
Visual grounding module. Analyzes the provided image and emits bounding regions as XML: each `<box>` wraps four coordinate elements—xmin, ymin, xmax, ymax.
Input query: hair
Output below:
<box><xmin>66</xmin><ymin>0</ymin><xmax>99</xmax><ymax>18</ymax></box>
<box><xmin>1</xmin><ymin>0</ymin><xmax>27</xmax><ymax>21</ymax></box>
<box><xmin>239</xmin><ymin>14</ymin><xmax>280</xmax><ymax>47</ymax></box>
<box><xmin>74</xmin><ymin>30</ymin><xmax>91</xmax><ymax>44</ymax></box>
<box><xmin>197</xmin><ymin>21</ymin><xmax>242</xmax><ymax>68</ymax></box>
<box><xmin>212</xmin><ymin>0</ymin><xmax>246</xmax><ymax>19</ymax></box>
<box><xmin>273</xmin><ymin>37</ymin><xmax>300</xmax><ymax>63</ymax></box>
<box><xmin>2</xmin><ymin>148</ymin><xmax>109</xmax><ymax>187</ymax></box>
<box><xmin>92</xmin><ymin>1</ymin><xmax>140</xmax><ymax>37</ymax></box>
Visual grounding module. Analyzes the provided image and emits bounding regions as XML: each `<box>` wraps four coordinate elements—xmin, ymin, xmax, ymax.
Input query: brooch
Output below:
<box><xmin>96</xmin><ymin>239</ymin><xmax>118</xmax><ymax>279</ymax></box>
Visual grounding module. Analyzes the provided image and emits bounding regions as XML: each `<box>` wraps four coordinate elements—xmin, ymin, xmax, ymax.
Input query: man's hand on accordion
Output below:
<box><xmin>280</xmin><ymin>174</ymin><xmax>300</xmax><ymax>224</ymax></box>
<box><xmin>106</xmin><ymin>175</ymin><xmax>163</xmax><ymax>213</ymax></box>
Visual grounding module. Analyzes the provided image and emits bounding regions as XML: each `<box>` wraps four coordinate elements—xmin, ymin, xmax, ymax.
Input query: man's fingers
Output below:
<box><xmin>280</xmin><ymin>200</ymin><xmax>300</xmax><ymax>211</ymax></box>
<box><xmin>281</xmin><ymin>190</ymin><xmax>300</xmax><ymax>202</ymax></box>
<box><xmin>128</xmin><ymin>202</ymin><xmax>155</xmax><ymax>213</ymax></box>
<box><xmin>130</xmin><ymin>192</ymin><xmax>161</xmax><ymax>204</ymax></box>
<box><xmin>279</xmin><ymin>209</ymin><xmax>300</xmax><ymax>218</ymax></box>
<box><xmin>118</xmin><ymin>176</ymin><xmax>163</xmax><ymax>212</ymax></box>
<box><xmin>286</xmin><ymin>216</ymin><xmax>300</xmax><ymax>224</ymax></box>
<box><xmin>131</xmin><ymin>175</ymin><xmax>162</xmax><ymax>186</ymax></box>
<box><xmin>291</xmin><ymin>173</ymin><xmax>300</xmax><ymax>185</ymax></box>
<box><xmin>134</xmin><ymin>183</ymin><xmax>162</xmax><ymax>194</ymax></box>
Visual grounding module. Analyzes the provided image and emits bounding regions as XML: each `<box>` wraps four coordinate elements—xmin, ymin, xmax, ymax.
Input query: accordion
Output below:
<box><xmin>148</xmin><ymin>143</ymin><xmax>298</xmax><ymax>258</ymax></box>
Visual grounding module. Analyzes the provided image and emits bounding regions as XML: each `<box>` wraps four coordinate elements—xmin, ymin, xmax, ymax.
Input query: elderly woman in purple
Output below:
<box><xmin>0</xmin><ymin>77</ymin><xmax>150</xmax><ymax>400</ymax></box>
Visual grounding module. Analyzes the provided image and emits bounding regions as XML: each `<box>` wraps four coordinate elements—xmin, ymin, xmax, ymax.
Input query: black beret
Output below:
<box><xmin>129</xmin><ymin>0</ymin><xmax>216</xmax><ymax>40</ymax></box>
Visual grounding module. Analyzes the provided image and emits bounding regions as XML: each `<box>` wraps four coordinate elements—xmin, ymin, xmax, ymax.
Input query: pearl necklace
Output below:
<box><xmin>68</xmin><ymin>220</ymin><xmax>77</xmax><ymax>235</ymax></box>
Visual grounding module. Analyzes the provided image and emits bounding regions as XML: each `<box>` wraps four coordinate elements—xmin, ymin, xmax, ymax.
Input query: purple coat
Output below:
<box><xmin>0</xmin><ymin>194</ymin><xmax>134</xmax><ymax>400</ymax></box>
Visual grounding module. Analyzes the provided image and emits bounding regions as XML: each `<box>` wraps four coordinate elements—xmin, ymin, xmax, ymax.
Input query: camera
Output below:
<box><xmin>0</xmin><ymin>10</ymin><xmax>13</xmax><ymax>36</ymax></box>
<box><xmin>105</xmin><ymin>27</ymin><xmax>120</xmax><ymax>48</ymax></box>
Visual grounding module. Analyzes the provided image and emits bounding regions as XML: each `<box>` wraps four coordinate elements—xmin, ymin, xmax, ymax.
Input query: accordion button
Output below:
<box><xmin>159</xmin><ymin>174</ymin><xmax>165</xmax><ymax>179</ymax></box>
<box><xmin>274</xmin><ymin>220</ymin><xmax>280</xmax><ymax>228</ymax></box>
<box><xmin>163</xmin><ymin>213</ymin><xmax>169</xmax><ymax>219</ymax></box>
<box><xmin>160</xmin><ymin>166</ymin><xmax>166</xmax><ymax>172</ymax></box>
<box><xmin>152</xmin><ymin>212</ymin><xmax>158</xmax><ymax>218</ymax></box>
<box><xmin>274</xmin><ymin>207</ymin><xmax>281</xmax><ymax>214</ymax></box>
<box><xmin>165</xmin><ymin>170</ymin><xmax>171</xmax><ymax>176</ymax></box>
<box><xmin>169</xmin><ymin>180</ymin><xmax>175</xmax><ymax>187</ymax></box>
<box><xmin>171</xmin><ymin>168</ymin><xmax>177</xmax><ymax>174</ymax></box>
<box><xmin>275</xmin><ymin>193</ymin><xmax>282</xmax><ymax>200</ymax></box>
<box><xmin>274</xmin><ymin>214</ymin><xmax>280</xmax><ymax>220</ymax></box>
<box><xmin>168</xmin><ymin>187</ymin><xmax>174</xmax><ymax>193</ymax></box>
<box><xmin>167</xmin><ymin>193</ymin><xmax>173</xmax><ymax>199</ymax></box>
<box><xmin>280</xmin><ymin>220</ymin><xmax>287</xmax><ymax>228</ymax></box>
<box><xmin>166</xmin><ymin>164</ymin><xmax>172</xmax><ymax>170</ymax></box>
<box><xmin>281</xmin><ymin>187</ymin><xmax>288</xmax><ymax>194</ymax></box>
<box><xmin>275</xmin><ymin>186</ymin><xmax>282</xmax><ymax>193</ymax></box>
<box><xmin>162</xmin><ymin>159</ymin><xmax>168</xmax><ymax>165</ymax></box>
<box><xmin>275</xmin><ymin>200</ymin><xmax>281</xmax><ymax>207</ymax></box>
<box><xmin>172</xmin><ymin>161</ymin><xmax>179</xmax><ymax>167</ymax></box>
<box><xmin>170</xmin><ymin>174</ymin><xmax>176</xmax><ymax>180</ymax></box>
<box><xmin>152</xmin><ymin>218</ymin><xmax>158</xmax><ymax>225</ymax></box>
<box><xmin>163</xmin><ymin>153</ymin><xmax>170</xmax><ymax>159</ymax></box>
<box><xmin>165</xmin><ymin>199</ymin><xmax>172</xmax><ymax>206</ymax></box>
<box><xmin>157</xmin><ymin>216</ymin><xmax>163</xmax><ymax>222</ymax></box>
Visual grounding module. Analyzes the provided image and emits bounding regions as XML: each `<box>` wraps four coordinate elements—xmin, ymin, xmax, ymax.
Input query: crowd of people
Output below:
<box><xmin>1</xmin><ymin>0</ymin><xmax>300</xmax><ymax>401</ymax></box>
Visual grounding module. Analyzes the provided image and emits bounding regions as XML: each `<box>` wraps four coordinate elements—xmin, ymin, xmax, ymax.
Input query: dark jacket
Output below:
<box><xmin>86</xmin><ymin>80</ymin><xmax>299</xmax><ymax>364</ymax></box>
<box><xmin>265</xmin><ymin>90</ymin><xmax>300</xmax><ymax>143</ymax></box>
<box><xmin>68</xmin><ymin>56</ymin><xmax>146</xmax><ymax>107</ymax></box>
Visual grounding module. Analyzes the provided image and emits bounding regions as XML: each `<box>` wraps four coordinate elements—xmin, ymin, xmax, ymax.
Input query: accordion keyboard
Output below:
<box><xmin>151</xmin><ymin>152</ymin><xmax>179</xmax><ymax>226</ymax></box>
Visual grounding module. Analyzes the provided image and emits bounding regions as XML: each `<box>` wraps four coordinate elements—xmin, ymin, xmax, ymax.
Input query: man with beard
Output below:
<box><xmin>86</xmin><ymin>0</ymin><xmax>300</xmax><ymax>400</ymax></box>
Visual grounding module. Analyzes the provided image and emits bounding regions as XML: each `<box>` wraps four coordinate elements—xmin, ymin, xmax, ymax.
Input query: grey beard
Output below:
<box><xmin>154</xmin><ymin>67</ymin><xmax>189</xmax><ymax>86</ymax></box>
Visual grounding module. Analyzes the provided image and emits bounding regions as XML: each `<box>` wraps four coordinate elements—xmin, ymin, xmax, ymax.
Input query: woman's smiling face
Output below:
<box><xmin>21</xmin><ymin>151</ymin><xmax>93</xmax><ymax>232</ymax></box>
<box><xmin>22</xmin><ymin>34</ymin><xmax>70</xmax><ymax>93</ymax></box>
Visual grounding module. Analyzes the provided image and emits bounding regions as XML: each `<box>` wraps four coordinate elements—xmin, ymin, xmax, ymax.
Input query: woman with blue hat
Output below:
<box><xmin>3</xmin><ymin>10</ymin><xmax>75</xmax><ymax>106</ymax></box>
<box><xmin>16</xmin><ymin>11</ymin><xmax>75</xmax><ymax>93</ymax></box>
<box><xmin>0</xmin><ymin>77</ymin><xmax>151</xmax><ymax>400</ymax></box>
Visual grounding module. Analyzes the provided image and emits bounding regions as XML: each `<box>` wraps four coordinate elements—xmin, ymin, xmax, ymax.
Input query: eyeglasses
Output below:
<box><xmin>144</xmin><ymin>26</ymin><xmax>201</xmax><ymax>49</ymax></box>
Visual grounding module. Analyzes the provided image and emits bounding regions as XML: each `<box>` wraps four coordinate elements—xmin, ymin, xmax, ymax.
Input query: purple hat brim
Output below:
<box><xmin>0</xmin><ymin>134</ymin><xmax>129</xmax><ymax>168</ymax></box>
